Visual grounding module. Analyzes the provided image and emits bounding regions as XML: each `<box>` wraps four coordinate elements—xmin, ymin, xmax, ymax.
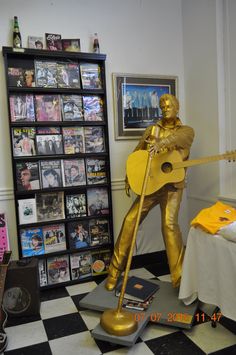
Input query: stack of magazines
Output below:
<box><xmin>115</xmin><ymin>276</ymin><xmax>159</xmax><ymax>311</ymax></box>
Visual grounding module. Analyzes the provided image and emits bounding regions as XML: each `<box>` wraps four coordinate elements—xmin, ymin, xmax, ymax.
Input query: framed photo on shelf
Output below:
<box><xmin>112</xmin><ymin>73</ymin><xmax>178</xmax><ymax>140</ymax></box>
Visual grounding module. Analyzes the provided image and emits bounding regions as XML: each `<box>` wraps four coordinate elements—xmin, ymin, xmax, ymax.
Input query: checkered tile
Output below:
<box><xmin>3</xmin><ymin>267</ymin><xmax>236</xmax><ymax>355</ymax></box>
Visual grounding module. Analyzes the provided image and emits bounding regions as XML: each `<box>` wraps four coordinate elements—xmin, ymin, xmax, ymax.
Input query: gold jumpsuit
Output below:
<box><xmin>108</xmin><ymin>118</ymin><xmax>194</xmax><ymax>288</ymax></box>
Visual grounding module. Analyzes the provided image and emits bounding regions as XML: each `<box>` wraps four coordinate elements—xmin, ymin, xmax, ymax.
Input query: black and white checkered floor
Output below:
<box><xmin>3</xmin><ymin>267</ymin><xmax>236</xmax><ymax>355</ymax></box>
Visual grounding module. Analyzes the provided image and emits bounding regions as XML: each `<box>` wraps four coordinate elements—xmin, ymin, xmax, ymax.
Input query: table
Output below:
<box><xmin>179</xmin><ymin>227</ymin><xmax>236</xmax><ymax>321</ymax></box>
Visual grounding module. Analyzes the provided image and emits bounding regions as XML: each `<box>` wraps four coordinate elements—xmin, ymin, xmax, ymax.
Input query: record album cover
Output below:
<box><xmin>80</xmin><ymin>63</ymin><xmax>102</xmax><ymax>89</ymax></box>
<box><xmin>67</xmin><ymin>220</ymin><xmax>90</xmax><ymax>250</ymax></box>
<box><xmin>8</xmin><ymin>67</ymin><xmax>24</xmax><ymax>87</ymax></box>
<box><xmin>89</xmin><ymin>218</ymin><xmax>110</xmax><ymax>246</ymax></box>
<box><xmin>70</xmin><ymin>252</ymin><xmax>92</xmax><ymax>280</ymax></box>
<box><xmin>36</xmin><ymin>191</ymin><xmax>64</xmax><ymax>222</ymax></box>
<box><xmin>62</xmin><ymin>158</ymin><xmax>86</xmax><ymax>187</ymax></box>
<box><xmin>12</xmin><ymin>127</ymin><xmax>36</xmax><ymax>157</ymax></box>
<box><xmin>61</xmin><ymin>39</ymin><xmax>80</xmax><ymax>52</ymax></box>
<box><xmin>16</xmin><ymin>161</ymin><xmax>40</xmax><ymax>191</ymax></box>
<box><xmin>35</xmin><ymin>94</ymin><xmax>61</xmax><ymax>122</ymax></box>
<box><xmin>61</xmin><ymin>95</ymin><xmax>83</xmax><ymax>121</ymax></box>
<box><xmin>20</xmin><ymin>227</ymin><xmax>45</xmax><ymax>257</ymax></box>
<box><xmin>62</xmin><ymin>127</ymin><xmax>84</xmax><ymax>154</ymax></box>
<box><xmin>40</xmin><ymin>160</ymin><xmax>63</xmax><ymax>189</ymax></box>
<box><xmin>10</xmin><ymin>94</ymin><xmax>35</xmax><ymax>122</ymax></box>
<box><xmin>66</xmin><ymin>193</ymin><xmax>87</xmax><ymax>219</ymax></box>
<box><xmin>87</xmin><ymin>187</ymin><xmax>109</xmax><ymax>216</ymax></box>
<box><xmin>47</xmin><ymin>255</ymin><xmax>70</xmax><ymax>285</ymax></box>
<box><xmin>43</xmin><ymin>223</ymin><xmax>66</xmax><ymax>253</ymax></box>
<box><xmin>36</xmin><ymin>134</ymin><xmax>63</xmax><ymax>155</ymax></box>
<box><xmin>45</xmin><ymin>33</ymin><xmax>62</xmax><ymax>51</ymax></box>
<box><xmin>35</xmin><ymin>61</ymin><xmax>57</xmax><ymax>88</ymax></box>
<box><xmin>86</xmin><ymin>158</ymin><xmax>107</xmax><ymax>185</ymax></box>
<box><xmin>57</xmin><ymin>62</ymin><xmax>80</xmax><ymax>88</ymax></box>
<box><xmin>91</xmin><ymin>249</ymin><xmax>112</xmax><ymax>276</ymax></box>
<box><xmin>84</xmin><ymin>126</ymin><xmax>105</xmax><ymax>153</ymax></box>
<box><xmin>83</xmin><ymin>96</ymin><xmax>104</xmax><ymax>121</ymax></box>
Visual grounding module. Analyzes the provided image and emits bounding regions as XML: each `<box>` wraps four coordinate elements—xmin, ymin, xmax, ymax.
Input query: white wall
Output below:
<box><xmin>0</xmin><ymin>0</ymin><xmax>186</xmax><ymax>258</ymax></box>
<box><xmin>182</xmin><ymin>0</ymin><xmax>221</xmax><ymax>219</ymax></box>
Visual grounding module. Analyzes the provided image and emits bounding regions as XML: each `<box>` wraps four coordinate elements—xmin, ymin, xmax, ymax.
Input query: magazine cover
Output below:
<box><xmin>57</xmin><ymin>62</ymin><xmax>80</xmax><ymax>88</ymax></box>
<box><xmin>42</xmin><ymin>223</ymin><xmax>66</xmax><ymax>253</ymax></box>
<box><xmin>18</xmin><ymin>198</ymin><xmax>37</xmax><ymax>225</ymax></box>
<box><xmin>89</xmin><ymin>218</ymin><xmax>110</xmax><ymax>246</ymax></box>
<box><xmin>47</xmin><ymin>255</ymin><xmax>70</xmax><ymax>285</ymax></box>
<box><xmin>20</xmin><ymin>227</ymin><xmax>44</xmax><ymax>257</ymax></box>
<box><xmin>16</xmin><ymin>161</ymin><xmax>40</xmax><ymax>191</ymax></box>
<box><xmin>38</xmin><ymin>259</ymin><xmax>47</xmax><ymax>287</ymax></box>
<box><xmin>23</xmin><ymin>69</ymin><xmax>35</xmax><ymax>87</ymax></box>
<box><xmin>36</xmin><ymin>134</ymin><xmax>63</xmax><ymax>155</ymax></box>
<box><xmin>8</xmin><ymin>67</ymin><xmax>24</xmax><ymax>87</ymax></box>
<box><xmin>37</xmin><ymin>127</ymin><xmax>61</xmax><ymax>134</ymax></box>
<box><xmin>35</xmin><ymin>61</ymin><xmax>57</xmax><ymax>88</ymax></box>
<box><xmin>80</xmin><ymin>63</ymin><xmax>102</xmax><ymax>89</ymax></box>
<box><xmin>40</xmin><ymin>160</ymin><xmax>63</xmax><ymax>189</ymax></box>
<box><xmin>35</xmin><ymin>95</ymin><xmax>61</xmax><ymax>122</ymax></box>
<box><xmin>45</xmin><ymin>33</ymin><xmax>62</xmax><ymax>51</ymax></box>
<box><xmin>66</xmin><ymin>193</ymin><xmax>87</xmax><ymax>219</ymax></box>
<box><xmin>0</xmin><ymin>213</ymin><xmax>10</xmax><ymax>263</ymax></box>
<box><xmin>62</xmin><ymin>127</ymin><xmax>84</xmax><ymax>154</ymax></box>
<box><xmin>36</xmin><ymin>191</ymin><xmax>65</xmax><ymax>222</ymax></box>
<box><xmin>67</xmin><ymin>220</ymin><xmax>90</xmax><ymax>250</ymax></box>
<box><xmin>86</xmin><ymin>158</ymin><xmax>107</xmax><ymax>185</ymax></box>
<box><xmin>10</xmin><ymin>94</ymin><xmax>35</xmax><ymax>122</ymax></box>
<box><xmin>62</xmin><ymin>158</ymin><xmax>86</xmax><ymax>187</ymax></box>
<box><xmin>61</xmin><ymin>39</ymin><xmax>80</xmax><ymax>52</ymax></box>
<box><xmin>87</xmin><ymin>187</ymin><xmax>109</xmax><ymax>216</ymax></box>
<box><xmin>83</xmin><ymin>96</ymin><xmax>104</xmax><ymax>121</ymax></box>
<box><xmin>91</xmin><ymin>249</ymin><xmax>112</xmax><ymax>276</ymax></box>
<box><xmin>28</xmin><ymin>36</ymin><xmax>44</xmax><ymax>49</ymax></box>
<box><xmin>61</xmin><ymin>95</ymin><xmax>83</xmax><ymax>121</ymax></box>
<box><xmin>84</xmin><ymin>126</ymin><xmax>105</xmax><ymax>153</ymax></box>
<box><xmin>12</xmin><ymin>127</ymin><xmax>36</xmax><ymax>157</ymax></box>
<box><xmin>70</xmin><ymin>252</ymin><xmax>92</xmax><ymax>280</ymax></box>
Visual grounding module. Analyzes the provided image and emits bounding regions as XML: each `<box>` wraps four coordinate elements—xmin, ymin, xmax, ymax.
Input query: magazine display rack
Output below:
<box><xmin>2</xmin><ymin>46</ymin><xmax>114</xmax><ymax>288</ymax></box>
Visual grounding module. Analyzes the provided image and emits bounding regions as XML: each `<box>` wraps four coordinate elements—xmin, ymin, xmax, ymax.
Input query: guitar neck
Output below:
<box><xmin>0</xmin><ymin>267</ymin><xmax>7</xmax><ymax>306</ymax></box>
<box><xmin>173</xmin><ymin>153</ymin><xmax>233</xmax><ymax>169</ymax></box>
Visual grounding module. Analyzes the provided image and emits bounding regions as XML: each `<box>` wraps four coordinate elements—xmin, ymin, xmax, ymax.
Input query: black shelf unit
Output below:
<box><xmin>2</xmin><ymin>46</ymin><xmax>114</xmax><ymax>289</ymax></box>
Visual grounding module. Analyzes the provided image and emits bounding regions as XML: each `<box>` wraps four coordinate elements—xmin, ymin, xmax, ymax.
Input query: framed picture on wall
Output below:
<box><xmin>112</xmin><ymin>73</ymin><xmax>178</xmax><ymax>140</ymax></box>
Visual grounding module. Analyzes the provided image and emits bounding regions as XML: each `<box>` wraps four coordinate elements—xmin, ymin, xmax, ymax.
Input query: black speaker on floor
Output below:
<box><xmin>3</xmin><ymin>258</ymin><xmax>40</xmax><ymax>317</ymax></box>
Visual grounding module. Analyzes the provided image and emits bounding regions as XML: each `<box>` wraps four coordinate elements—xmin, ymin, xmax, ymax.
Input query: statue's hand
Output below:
<box><xmin>125</xmin><ymin>178</ymin><xmax>131</xmax><ymax>197</ymax></box>
<box><xmin>145</xmin><ymin>139</ymin><xmax>162</xmax><ymax>155</ymax></box>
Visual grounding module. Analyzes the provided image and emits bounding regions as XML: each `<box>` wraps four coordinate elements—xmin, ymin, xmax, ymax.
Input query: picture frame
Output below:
<box><xmin>113</xmin><ymin>73</ymin><xmax>178</xmax><ymax>140</ymax></box>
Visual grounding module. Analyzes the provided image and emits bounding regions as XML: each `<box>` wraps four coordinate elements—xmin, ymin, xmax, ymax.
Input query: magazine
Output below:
<box><xmin>35</xmin><ymin>94</ymin><xmax>61</xmax><ymax>122</ymax></box>
<box><xmin>89</xmin><ymin>218</ymin><xmax>110</xmax><ymax>246</ymax></box>
<box><xmin>37</xmin><ymin>127</ymin><xmax>61</xmax><ymax>134</ymax></box>
<box><xmin>66</xmin><ymin>193</ymin><xmax>87</xmax><ymax>219</ymax></box>
<box><xmin>42</xmin><ymin>223</ymin><xmax>66</xmax><ymax>253</ymax></box>
<box><xmin>62</xmin><ymin>158</ymin><xmax>86</xmax><ymax>187</ymax></box>
<box><xmin>45</xmin><ymin>33</ymin><xmax>62</xmax><ymax>51</ymax></box>
<box><xmin>47</xmin><ymin>255</ymin><xmax>70</xmax><ymax>285</ymax></box>
<box><xmin>36</xmin><ymin>191</ymin><xmax>65</xmax><ymax>222</ymax></box>
<box><xmin>87</xmin><ymin>188</ymin><xmax>109</xmax><ymax>216</ymax></box>
<box><xmin>87</xmin><ymin>187</ymin><xmax>109</xmax><ymax>216</ymax></box>
<box><xmin>62</xmin><ymin>127</ymin><xmax>84</xmax><ymax>154</ymax></box>
<box><xmin>28</xmin><ymin>36</ymin><xmax>44</xmax><ymax>49</ymax></box>
<box><xmin>80</xmin><ymin>63</ymin><xmax>102</xmax><ymax>89</ymax></box>
<box><xmin>57</xmin><ymin>62</ymin><xmax>80</xmax><ymax>88</ymax></box>
<box><xmin>84</xmin><ymin>126</ymin><xmax>105</xmax><ymax>153</ymax></box>
<box><xmin>36</xmin><ymin>134</ymin><xmax>63</xmax><ymax>155</ymax></box>
<box><xmin>12</xmin><ymin>127</ymin><xmax>36</xmax><ymax>157</ymax></box>
<box><xmin>38</xmin><ymin>259</ymin><xmax>48</xmax><ymax>286</ymax></box>
<box><xmin>0</xmin><ymin>213</ymin><xmax>10</xmax><ymax>263</ymax></box>
<box><xmin>86</xmin><ymin>158</ymin><xmax>107</xmax><ymax>185</ymax></box>
<box><xmin>61</xmin><ymin>39</ymin><xmax>80</xmax><ymax>52</ymax></box>
<box><xmin>67</xmin><ymin>220</ymin><xmax>90</xmax><ymax>250</ymax></box>
<box><xmin>16</xmin><ymin>161</ymin><xmax>40</xmax><ymax>191</ymax></box>
<box><xmin>23</xmin><ymin>69</ymin><xmax>35</xmax><ymax>87</ymax></box>
<box><xmin>61</xmin><ymin>95</ymin><xmax>83</xmax><ymax>121</ymax></box>
<box><xmin>35</xmin><ymin>61</ymin><xmax>57</xmax><ymax>88</ymax></box>
<box><xmin>20</xmin><ymin>227</ymin><xmax>44</xmax><ymax>257</ymax></box>
<box><xmin>8</xmin><ymin>67</ymin><xmax>24</xmax><ymax>87</ymax></box>
<box><xmin>9</xmin><ymin>94</ymin><xmax>35</xmax><ymax>122</ymax></box>
<box><xmin>40</xmin><ymin>160</ymin><xmax>63</xmax><ymax>189</ymax></box>
<box><xmin>83</xmin><ymin>96</ymin><xmax>104</xmax><ymax>121</ymax></box>
<box><xmin>91</xmin><ymin>249</ymin><xmax>112</xmax><ymax>276</ymax></box>
<box><xmin>18</xmin><ymin>198</ymin><xmax>37</xmax><ymax>225</ymax></box>
<box><xmin>70</xmin><ymin>252</ymin><xmax>92</xmax><ymax>280</ymax></box>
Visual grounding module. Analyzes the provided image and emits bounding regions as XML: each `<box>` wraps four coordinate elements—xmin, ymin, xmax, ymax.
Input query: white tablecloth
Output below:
<box><xmin>179</xmin><ymin>226</ymin><xmax>236</xmax><ymax>321</ymax></box>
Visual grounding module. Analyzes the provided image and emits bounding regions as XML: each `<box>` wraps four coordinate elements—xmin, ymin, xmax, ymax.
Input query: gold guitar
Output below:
<box><xmin>126</xmin><ymin>149</ymin><xmax>236</xmax><ymax>196</ymax></box>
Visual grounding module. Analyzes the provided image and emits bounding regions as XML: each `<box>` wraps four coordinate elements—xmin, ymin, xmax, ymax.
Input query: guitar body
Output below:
<box><xmin>126</xmin><ymin>150</ymin><xmax>185</xmax><ymax>195</ymax></box>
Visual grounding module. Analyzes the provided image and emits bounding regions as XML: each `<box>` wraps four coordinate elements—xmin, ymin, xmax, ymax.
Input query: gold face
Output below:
<box><xmin>160</xmin><ymin>99</ymin><xmax>178</xmax><ymax>122</ymax></box>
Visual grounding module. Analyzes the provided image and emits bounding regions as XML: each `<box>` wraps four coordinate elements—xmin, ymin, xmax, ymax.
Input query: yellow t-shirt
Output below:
<box><xmin>191</xmin><ymin>201</ymin><xmax>236</xmax><ymax>234</ymax></box>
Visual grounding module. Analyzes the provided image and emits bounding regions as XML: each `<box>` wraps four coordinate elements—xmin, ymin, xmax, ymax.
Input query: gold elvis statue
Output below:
<box><xmin>106</xmin><ymin>93</ymin><xmax>194</xmax><ymax>291</ymax></box>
